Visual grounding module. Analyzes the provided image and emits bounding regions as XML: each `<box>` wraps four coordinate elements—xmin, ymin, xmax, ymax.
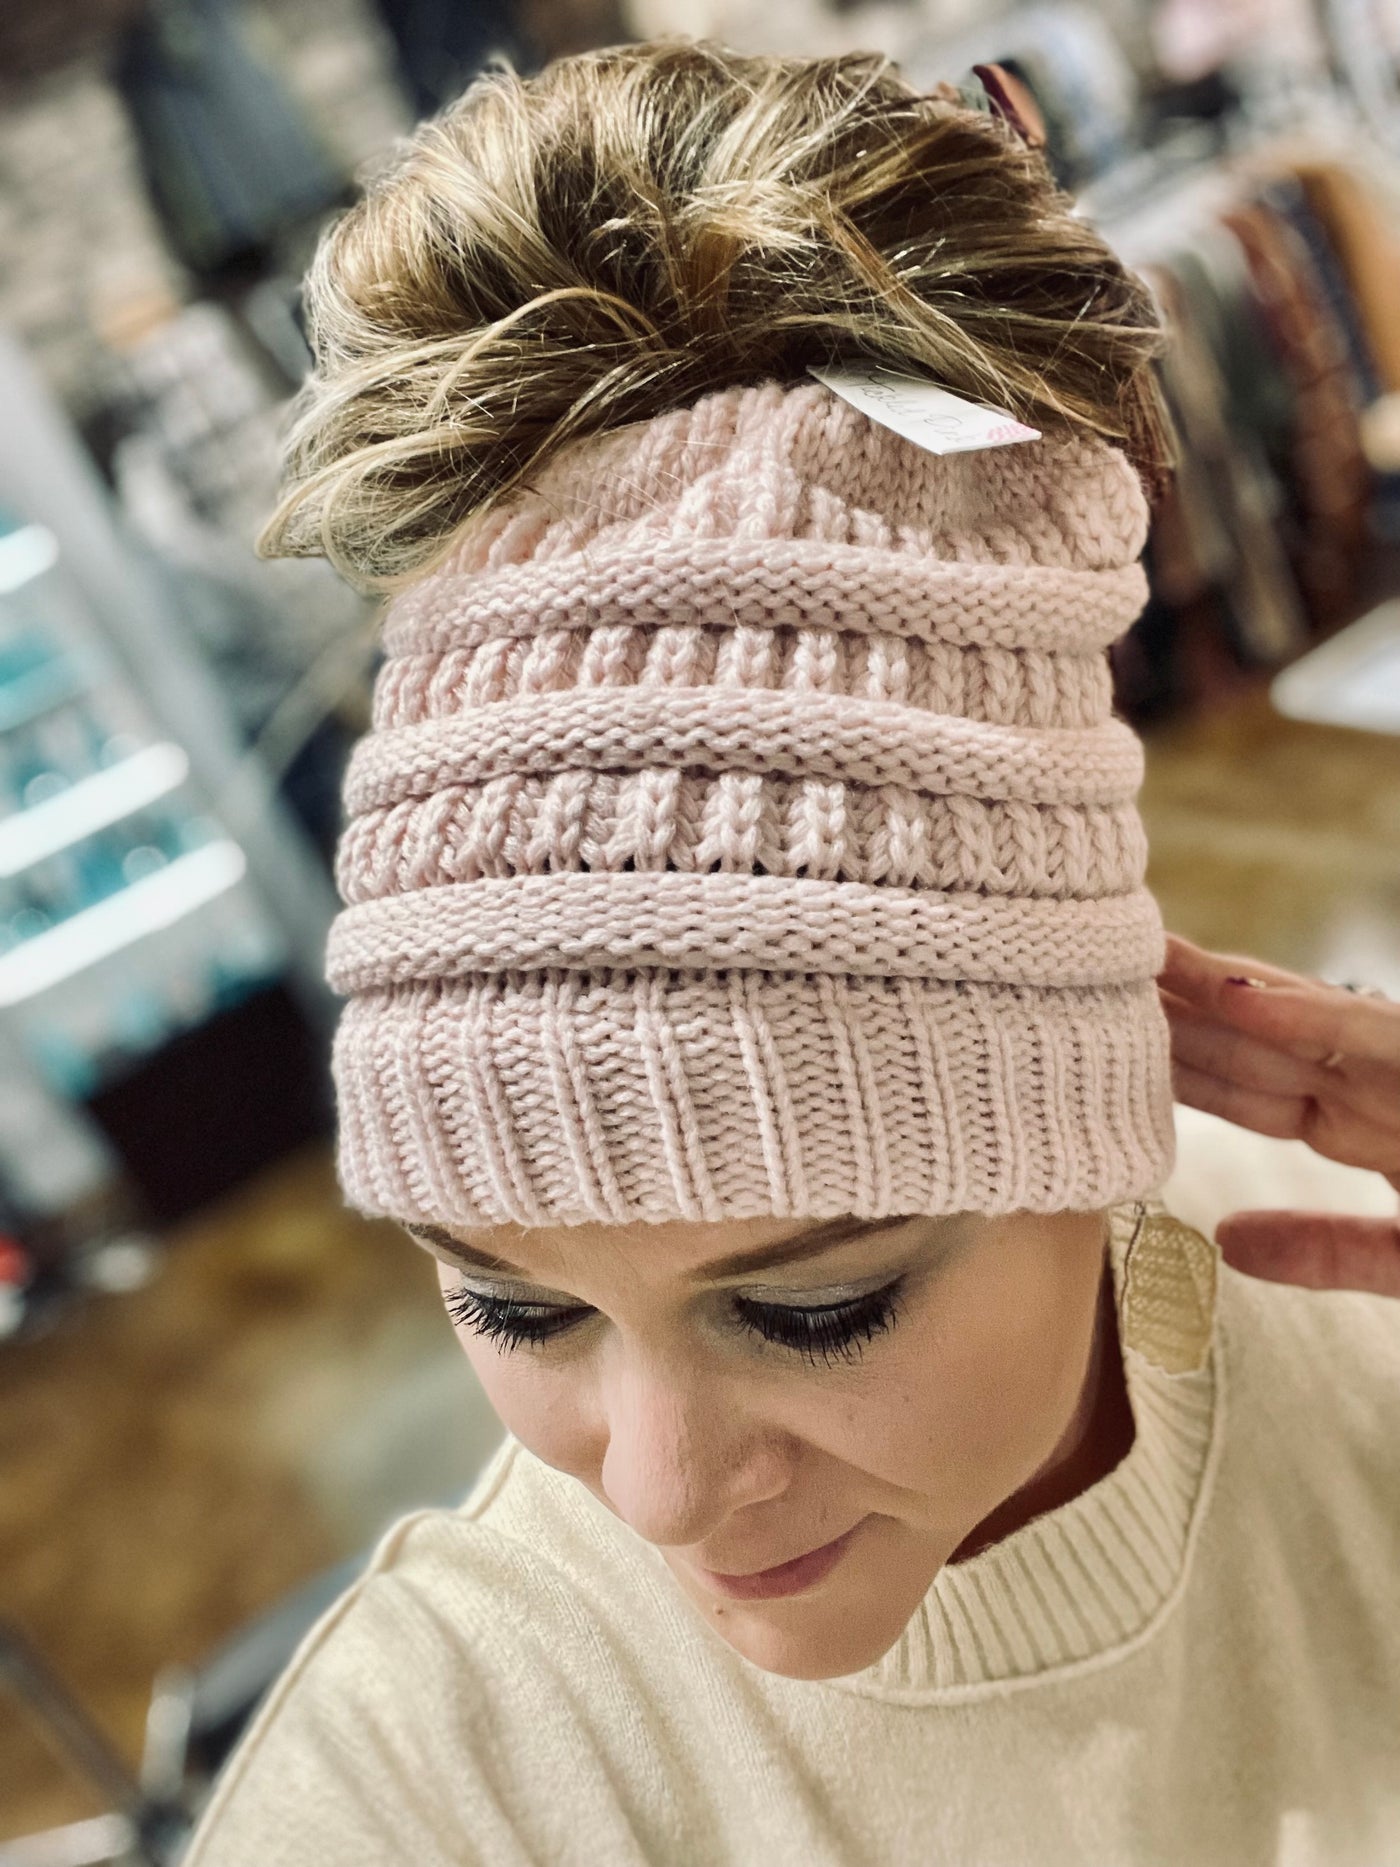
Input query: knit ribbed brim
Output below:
<box><xmin>324</xmin><ymin>379</ymin><xmax>1177</xmax><ymax>1228</ymax></box>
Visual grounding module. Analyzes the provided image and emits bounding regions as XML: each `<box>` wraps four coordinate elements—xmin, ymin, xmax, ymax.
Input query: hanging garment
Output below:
<box><xmin>1283</xmin><ymin>160</ymin><xmax>1400</xmax><ymax>540</ymax></box>
<box><xmin>1147</xmin><ymin>251</ymin><xmax>1309</xmax><ymax>667</ymax></box>
<box><xmin>1222</xmin><ymin>196</ymin><xmax>1372</xmax><ymax>627</ymax></box>
<box><xmin>369</xmin><ymin>0</ymin><xmax>527</xmax><ymax>117</ymax></box>
<box><xmin>112</xmin><ymin>0</ymin><xmax>346</xmax><ymax>279</ymax></box>
<box><xmin>1294</xmin><ymin>160</ymin><xmax>1400</xmax><ymax>395</ymax></box>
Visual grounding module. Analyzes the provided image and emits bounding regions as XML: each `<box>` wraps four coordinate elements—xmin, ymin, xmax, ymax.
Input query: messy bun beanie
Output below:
<box><xmin>322</xmin><ymin>378</ymin><xmax>1177</xmax><ymax>1228</ymax></box>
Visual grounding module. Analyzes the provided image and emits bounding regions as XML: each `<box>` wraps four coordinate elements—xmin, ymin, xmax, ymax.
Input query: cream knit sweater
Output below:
<box><xmin>183</xmin><ymin>1200</ymin><xmax>1400</xmax><ymax>1866</ymax></box>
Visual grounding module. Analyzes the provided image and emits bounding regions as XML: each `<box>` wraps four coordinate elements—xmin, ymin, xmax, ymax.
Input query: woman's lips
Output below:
<box><xmin>697</xmin><ymin>1519</ymin><xmax>865</xmax><ymax>1601</ymax></box>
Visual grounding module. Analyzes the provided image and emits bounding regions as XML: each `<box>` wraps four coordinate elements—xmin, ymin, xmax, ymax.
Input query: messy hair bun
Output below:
<box><xmin>259</xmin><ymin>39</ymin><xmax>1171</xmax><ymax>590</ymax></box>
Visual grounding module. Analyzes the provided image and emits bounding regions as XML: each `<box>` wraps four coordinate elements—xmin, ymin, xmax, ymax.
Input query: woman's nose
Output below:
<box><xmin>597</xmin><ymin>1356</ymin><xmax>782</xmax><ymax>1550</ymax></box>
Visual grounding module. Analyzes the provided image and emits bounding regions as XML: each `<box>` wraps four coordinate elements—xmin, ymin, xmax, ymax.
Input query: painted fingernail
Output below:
<box><xmin>1224</xmin><ymin>975</ymin><xmax>1271</xmax><ymax>988</ymax></box>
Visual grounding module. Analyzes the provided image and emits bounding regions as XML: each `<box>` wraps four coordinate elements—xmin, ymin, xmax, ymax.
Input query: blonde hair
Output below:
<box><xmin>259</xmin><ymin>38</ymin><xmax>1171</xmax><ymax>591</ymax></box>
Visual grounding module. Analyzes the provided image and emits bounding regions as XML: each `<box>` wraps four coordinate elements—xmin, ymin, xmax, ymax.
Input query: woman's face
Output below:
<box><xmin>407</xmin><ymin>1206</ymin><xmax>1112</xmax><ymax>1681</ymax></box>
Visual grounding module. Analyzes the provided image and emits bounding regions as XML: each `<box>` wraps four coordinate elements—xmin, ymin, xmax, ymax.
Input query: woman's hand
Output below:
<box><xmin>1157</xmin><ymin>932</ymin><xmax>1400</xmax><ymax>1296</ymax></box>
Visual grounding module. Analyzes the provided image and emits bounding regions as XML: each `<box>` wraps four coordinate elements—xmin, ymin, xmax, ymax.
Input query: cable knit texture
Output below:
<box><xmin>324</xmin><ymin>378</ymin><xmax>1177</xmax><ymax>1226</ymax></box>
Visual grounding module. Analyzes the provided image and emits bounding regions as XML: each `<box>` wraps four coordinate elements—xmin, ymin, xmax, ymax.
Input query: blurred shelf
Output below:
<box><xmin>0</xmin><ymin>839</ymin><xmax>247</xmax><ymax>1006</ymax></box>
<box><xmin>0</xmin><ymin>521</ymin><xmax>59</xmax><ymax>596</ymax></box>
<box><xmin>0</xmin><ymin>741</ymin><xmax>190</xmax><ymax>878</ymax></box>
<box><xmin>0</xmin><ymin>656</ymin><xmax>94</xmax><ymax>736</ymax></box>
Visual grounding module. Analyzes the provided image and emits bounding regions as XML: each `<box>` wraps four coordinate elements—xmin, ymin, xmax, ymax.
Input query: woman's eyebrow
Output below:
<box><xmin>402</xmin><ymin>1215</ymin><xmax>919</xmax><ymax>1282</ymax></box>
<box><xmin>403</xmin><ymin>1224</ymin><xmax>522</xmax><ymax>1277</ymax></box>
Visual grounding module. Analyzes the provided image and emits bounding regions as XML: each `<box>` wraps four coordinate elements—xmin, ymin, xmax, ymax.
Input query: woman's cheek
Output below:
<box><xmin>939</xmin><ymin>1325</ymin><xmax>1071</xmax><ymax>1505</ymax></box>
<box><xmin>938</xmin><ymin>1250</ymin><xmax>1100</xmax><ymax>1506</ymax></box>
<box><xmin>852</xmin><ymin>1317</ymin><xmax>1042</xmax><ymax>1531</ymax></box>
<box><xmin>867</xmin><ymin>1258</ymin><xmax>1089</xmax><ymax>1529</ymax></box>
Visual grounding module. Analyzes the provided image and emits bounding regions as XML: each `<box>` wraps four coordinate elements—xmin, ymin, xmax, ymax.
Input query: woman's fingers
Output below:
<box><xmin>1159</xmin><ymin>931</ymin><xmax>1314</xmax><ymax>998</ymax></box>
<box><xmin>1159</xmin><ymin>931</ymin><xmax>1400</xmax><ymax>1190</ymax></box>
<box><xmin>1163</xmin><ymin>935</ymin><xmax>1400</xmax><ymax>1279</ymax></box>
<box><xmin>1159</xmin><ymin>933</ymin><xmax>1400</xmax><ymax>1071</ymax></box>
<box><xmin>1161</xmin><ymin>983</ymin><xmax>1400</xmax><ymax>1139</ymax></box>
<box><xmin>1160</xmin><ymin>984</ymin><xmax>1333</xmax><ymax>1099</ymax></box>
<box><xmin>1215</xmin><ymin>1209</ymin><xmax>1400</xmax><ymax>1296</ymax></box>
<box><xmin>1168</xmin><ymin>1052</ymin><xmax>1400</xmax><ymax>1180</ymax></box>
<box><xmin>1168</xmin><ymin>1054</ymin><xmax>1316</xmax><ymax>1140</ymax></box>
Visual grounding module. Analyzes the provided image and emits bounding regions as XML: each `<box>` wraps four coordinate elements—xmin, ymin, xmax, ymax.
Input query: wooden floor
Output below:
<box><xmin>2</xmin><ymin>676</ymin><xmax>1396</xmax><ymax>1842</ymax></box>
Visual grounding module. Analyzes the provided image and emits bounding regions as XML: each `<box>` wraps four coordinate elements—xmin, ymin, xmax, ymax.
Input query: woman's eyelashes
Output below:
<box><xmin>442</xmin><ymin>1287</ymin><xmax>588</xmax><ymax>1352</ymax></box>
<box><xmin>742</xmin><ymin>1281</ymin><xmax>907</xmax><ymax>1366</ymax></box>
<box><xmin>442</xmin><ymin>1278</ymin><xmax>908</xmax><ymax>1368</ymax></box>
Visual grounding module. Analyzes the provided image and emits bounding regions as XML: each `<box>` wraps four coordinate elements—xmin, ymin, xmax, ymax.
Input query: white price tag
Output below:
<box><xmin>808</xmin><ymin>363</ymin><xmax>1041</xmax><ymax>456</ymax></box>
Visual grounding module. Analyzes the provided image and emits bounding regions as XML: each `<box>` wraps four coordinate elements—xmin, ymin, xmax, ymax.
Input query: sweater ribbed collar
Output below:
<box><xmin>821</xmin><ymin>1196</ymin><xmax>1223</xmax><ymax>1701</ymax></box>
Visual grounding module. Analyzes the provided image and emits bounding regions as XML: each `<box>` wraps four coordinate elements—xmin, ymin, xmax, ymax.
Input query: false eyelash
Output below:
<box><xmin>736</xmin><ymin>1281</ymin><xmax>906</xmax><ymax>1367</ymax></box>
<box><xmin>442</xmin><ymin>1285</ymin><xmax>585</xmax><ymax>1348</ymax></box>
<box><xmin>442</xmin><ymin>1278</ymin><xmax>907</xmax><ymax>1368</ymax></box>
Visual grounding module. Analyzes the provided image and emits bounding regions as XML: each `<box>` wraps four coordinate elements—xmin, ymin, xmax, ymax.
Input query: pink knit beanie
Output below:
<box><xmin>324</xmin><ymin>378</ymin><xmax>1176</xmax><ymax>1229</ymax></box>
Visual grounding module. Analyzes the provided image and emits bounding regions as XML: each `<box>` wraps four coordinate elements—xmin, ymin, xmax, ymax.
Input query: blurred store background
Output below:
<box><xmin>0</xmin><ymin>0</ymin><xmax>1397</xmax><ymax>1860</ymax></box>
